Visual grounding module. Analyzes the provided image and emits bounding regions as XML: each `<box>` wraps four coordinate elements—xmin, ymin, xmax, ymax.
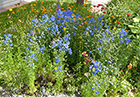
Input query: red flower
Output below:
<box><xmin>93</xmin><ymin>5</ymin><xmax>97</xmax><ymax>7</ymax></box>
<box><xmin>101</xmin><ymin>7</ymin><xmax>105</xmax><ymax>10</ymax></box>
<box><xmin>97</xmin><ymin>4</ymin><xmax>102</xmax><ymax>7</ymax></box>
<box><xmin>15</xmin><ymin>4</ymin><xmax>17</xmax><ymax>6</ymax></box>
<box><xmin>86</xmin><ymin>59</ymin><xmax>90</xmax><ymax>62</ymax></box>
<box><xmin>117</xmin><ymin>22</ymin><xmax>120</xmax><ymax>24</ymax></box>
<box><xmin>127</xmin><ymin>65</ymin><xmax>132</xmax><ymax>69</ymax></box>
<box><xmin>127</xmin><ymin>13</ymin><xmax>132</xmax><ymax>17</ymax></box>
<box><xmin>103</xmin><ymin>11</ymin><xmax>106</xmax><ymax>14</ymax></box>
<box><xmin>121</xmin><ymin>69</ymin><xmax>123</xmax><ymax>72</ymax></box>
<box><xmin>29</xmin><ymin>3</ymin><xmax>31</xmax><ymax>5</ymax></box>
<box><xmin>17</xmin><ymin>3</ymin><xmax>20</xmax><ymax>5</ymax></box>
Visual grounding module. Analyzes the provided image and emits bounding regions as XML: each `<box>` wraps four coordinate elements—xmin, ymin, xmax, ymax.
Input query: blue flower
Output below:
<box><xmin>9</xmin><ymin>43</ymin><xmax>13</xmax><ymax>46</ymax></box>
<box><xmin>74</xmin><ymin>32</ymin><xmax>76</xmax><ymax>35</ymax></box>
<box><xmin>4</xmin><ymin>41</ymin><xmax>7</xmax><ymax>45</ymax></box>
<box><xmin>50</xmin><ymin>15</ymin><xmax>55</xmax><ymax>21</ymax></box>
<box><xmin>67</xmin><ymin>33</ymin><xmax>70</xmax><ymax>37</ymax></box>
<box><xmin>26</xmin><ymin>47</ymin><xmax>30</xmax><ymax>50</ymax></box>
<box><xmin>83</xmin><ymin>31</ymin><xmax>86</xmax><ymax>34</ymax></box>
<box><xmin>89</xmin><ymin>51</ymin><xmax>92</xmax><ymax>54</ymax></box>
<box><xmin>96</xmin><ymin>81</ymin><xmax>99</xmax><ymax>85</ymax></box>
<box><xmin>29</xmin><ymin>64</ymin><xmax>33</xmax><ymax>67</ymax></box>
<box><xmin>42</xmin><ymin>15</ymin><xmax>45</xmax><ymax>19</ymax></box>
<box><xmin>91</xmin><ymin>87</ymin><xmax>94</xmax><ymax>90</ymax></box>
<box><xmin>92</xmin><ymin>72</ymin><xmax>97</xmax><ymax>75</ymax></box>
<box><xmin>120</xmin><ymin>40</ymin><xmax>123</xmax><ymax>43</ymax></box>
<box><xmin>68</xmin><ymin>48</ymin><xmax>72</xmax><ymax>55</ymax></box>
<box><xmin>34</xmin><ymin>57</ymin><xmax>38</xmax><ymax>61</ymax></box>
<box><xmin>95</xmin><ymin>91</ymin><xmax>99</xmax><ymax>94</ymax></box>
<box><xmin>55</xmin><ymin>57</ymin><xmax>60</xmax><ymax>64</ymax></box>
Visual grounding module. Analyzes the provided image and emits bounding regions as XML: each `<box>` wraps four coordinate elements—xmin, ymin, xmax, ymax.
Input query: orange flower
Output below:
<box><xmin>121</xmin><ymin>69</ymin><xmax>123</xmax><ymax>72</ymax></box>
<box><xmin>44</xmin><ymin>12</ymin><xmax>47</xmax><ymax>14</ymax></box>
<box><xmin>127</xmin><ymin>65</ymin><xmax>132</xmax><ymax>69</ymax></box>
<box><xmin>87</xmin><ymin>9</ymin><xmax>89</xmax><ymax>11</ymax></box>
<box><xmin>90</xmin><ymin>15</ymin><xmax>93</xmax><ymax>17</ymax></box>
<box><xmin>79</xmin><ymin>25</ymin><xmax>82</xmax><ymax>27</ymax></box>
<box><xmin>73</xmin><ymin>18</ymin><xmax>76</xmax><ymax>21</ymax></box>
<box><xmin>24</xmin><ymin>7</ymin><xmax>26</xmax><ymax>9</ymax></box>
<box><xmin>9</xmin><ymin>21</ymin><xmax>11</xmax><ymax>23</ymax></box>
<box><xmin>49</xmin><ymin>7</ymin><xmax>52</xmax><ymax>9</ymax></box>
<box><xmin>18</xmin><ymin>6</ymin><xmax>20</xmax><ymax>8</ymax></box>
<box><xmin>12</xmin><ymin>11</ymin><xmax>15</xmax><ymax>14</ymax></box>
<box><xmin>51</xmin><ymin>9</ymin><xmax>53</xmax><ymax>12</ymax></box>
<box><xmin>41</xmin><ymin>1</ymin><xmax>44</xmax><ymax>3</ymax></box>
<box><xmin>83</xmin><ymin>18</ymin><xmax>85</xmax><ymax>20</ymax></box>
<box><xmin>87</xmin><ymin>16</ymin><xmax>89</xmax><ymax>18</ymax></box>
<box><xmin>127</xmin><ymin>13</ymin><xmax>132</xmax><ymax>17</ymax></box>
<box><xmin>31</xmin><ymin>4</ymin><xmax>33</xmax><ymax>6</ymax></box>
<box><xmin>17</xmin><ymin>10</ymin><xmax>19</xmax><ymax>12</ymax></box>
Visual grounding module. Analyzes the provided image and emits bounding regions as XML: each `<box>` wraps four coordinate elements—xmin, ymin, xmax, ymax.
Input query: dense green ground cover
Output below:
<box><xmin>0</xmin><ymin>0</ymin><xmax>140</xmax><ymax>96</ymax></box>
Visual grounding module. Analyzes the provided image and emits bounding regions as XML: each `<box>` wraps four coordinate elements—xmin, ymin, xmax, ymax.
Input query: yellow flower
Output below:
<box><xmin>86</xmin><ymin>32</ymin><xmax>89</xmax><ymax>36</ymax></box>
<box><xmin>127</xmin><ymin>48</ymin><xmax>131</xmax><ymax>50</ymax></box>
<box><xmin>87</xmin><ymin>9</ymin><xmax>89</xmax><ymax>11</ymax></box>
<box><xmin>55</xmin><ymin>67</ymin><xmax>58</xmax><ymax>70</ymax></box>
<box><xmin>73</xmin><ymin>10</ymin><xmax>76</xmax><ymax>12</ymax></box>
<box><xmin>79</xmin><ymin>25</ymin><xmax>82</xmax><ymax>27</ymax></box>
<box><xmin>31</xmin><ymin>4</ymin><xmax>33</xmax><ymax>6</ymax></box>
<box><xmin>36</xmin><ymin>10</ymin><xmax>39</xmax><ymax>13</ymax></box>
<box><xmin>34</xmin><ymin>4</ymin><xmax>36</xmax><ymax>6</ymax></box>
<box><xmin>63</xmin><ymin>27</ymin><xmax>66</xmax><ymax>31</ymax></box>
<box><xmin>111</xmin><ymin>15</ymin><xmax>114</xmax><ymax>17</ymax></box>
<box><xmin>83</xmin><ymin>62</ymin><xmax>87</xmax><ymax>65</ymax></box>
<box><xmin>78</xmin><ymin>36</ymin><xmax>82</xmax><ymax>39</ymax></box>
<box><xmin>9</xmin><ymin>8</ymin><xmax>13</xmax><ymax>11</ymax></box>
<box><xmin>119</xmin><ymin>15</ymin><xmax>121</xmax><ymax>17</ymax></box>
<box><xmin>102</xmin><ymin>29</ymin><xmax>104</xmax><ymax>30</ymax></box>
<box><xmin>130</xmin><ymin>63</ymin><xmax>133</xmax><ymax>66</ymax></box>
<box><xmin>116</xmin><ymin>15</ymin><xmax>118</xmax><ymax>17</ymax></box>
<box><xmin>62</xmin><ymin>8</ymin><xmax>64</xmax><ymax>9</ymax></box>
<box><xmin>102</xmin><ymin>20</ymin><xmax>104</xmax><ymax>22</ymax></box>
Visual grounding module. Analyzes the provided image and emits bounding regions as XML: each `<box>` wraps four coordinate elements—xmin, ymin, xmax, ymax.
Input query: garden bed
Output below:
<box><xmin>0</xmin><ymin>0</ymin><xmax>140</xmax><ymax>97</ymax></box>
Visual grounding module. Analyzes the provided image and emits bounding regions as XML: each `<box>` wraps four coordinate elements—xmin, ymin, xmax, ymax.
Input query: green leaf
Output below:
<box><xmin>131</xmin><ymin>28</ymin><xmax>138</xmax><ymax>33</ymax></box>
